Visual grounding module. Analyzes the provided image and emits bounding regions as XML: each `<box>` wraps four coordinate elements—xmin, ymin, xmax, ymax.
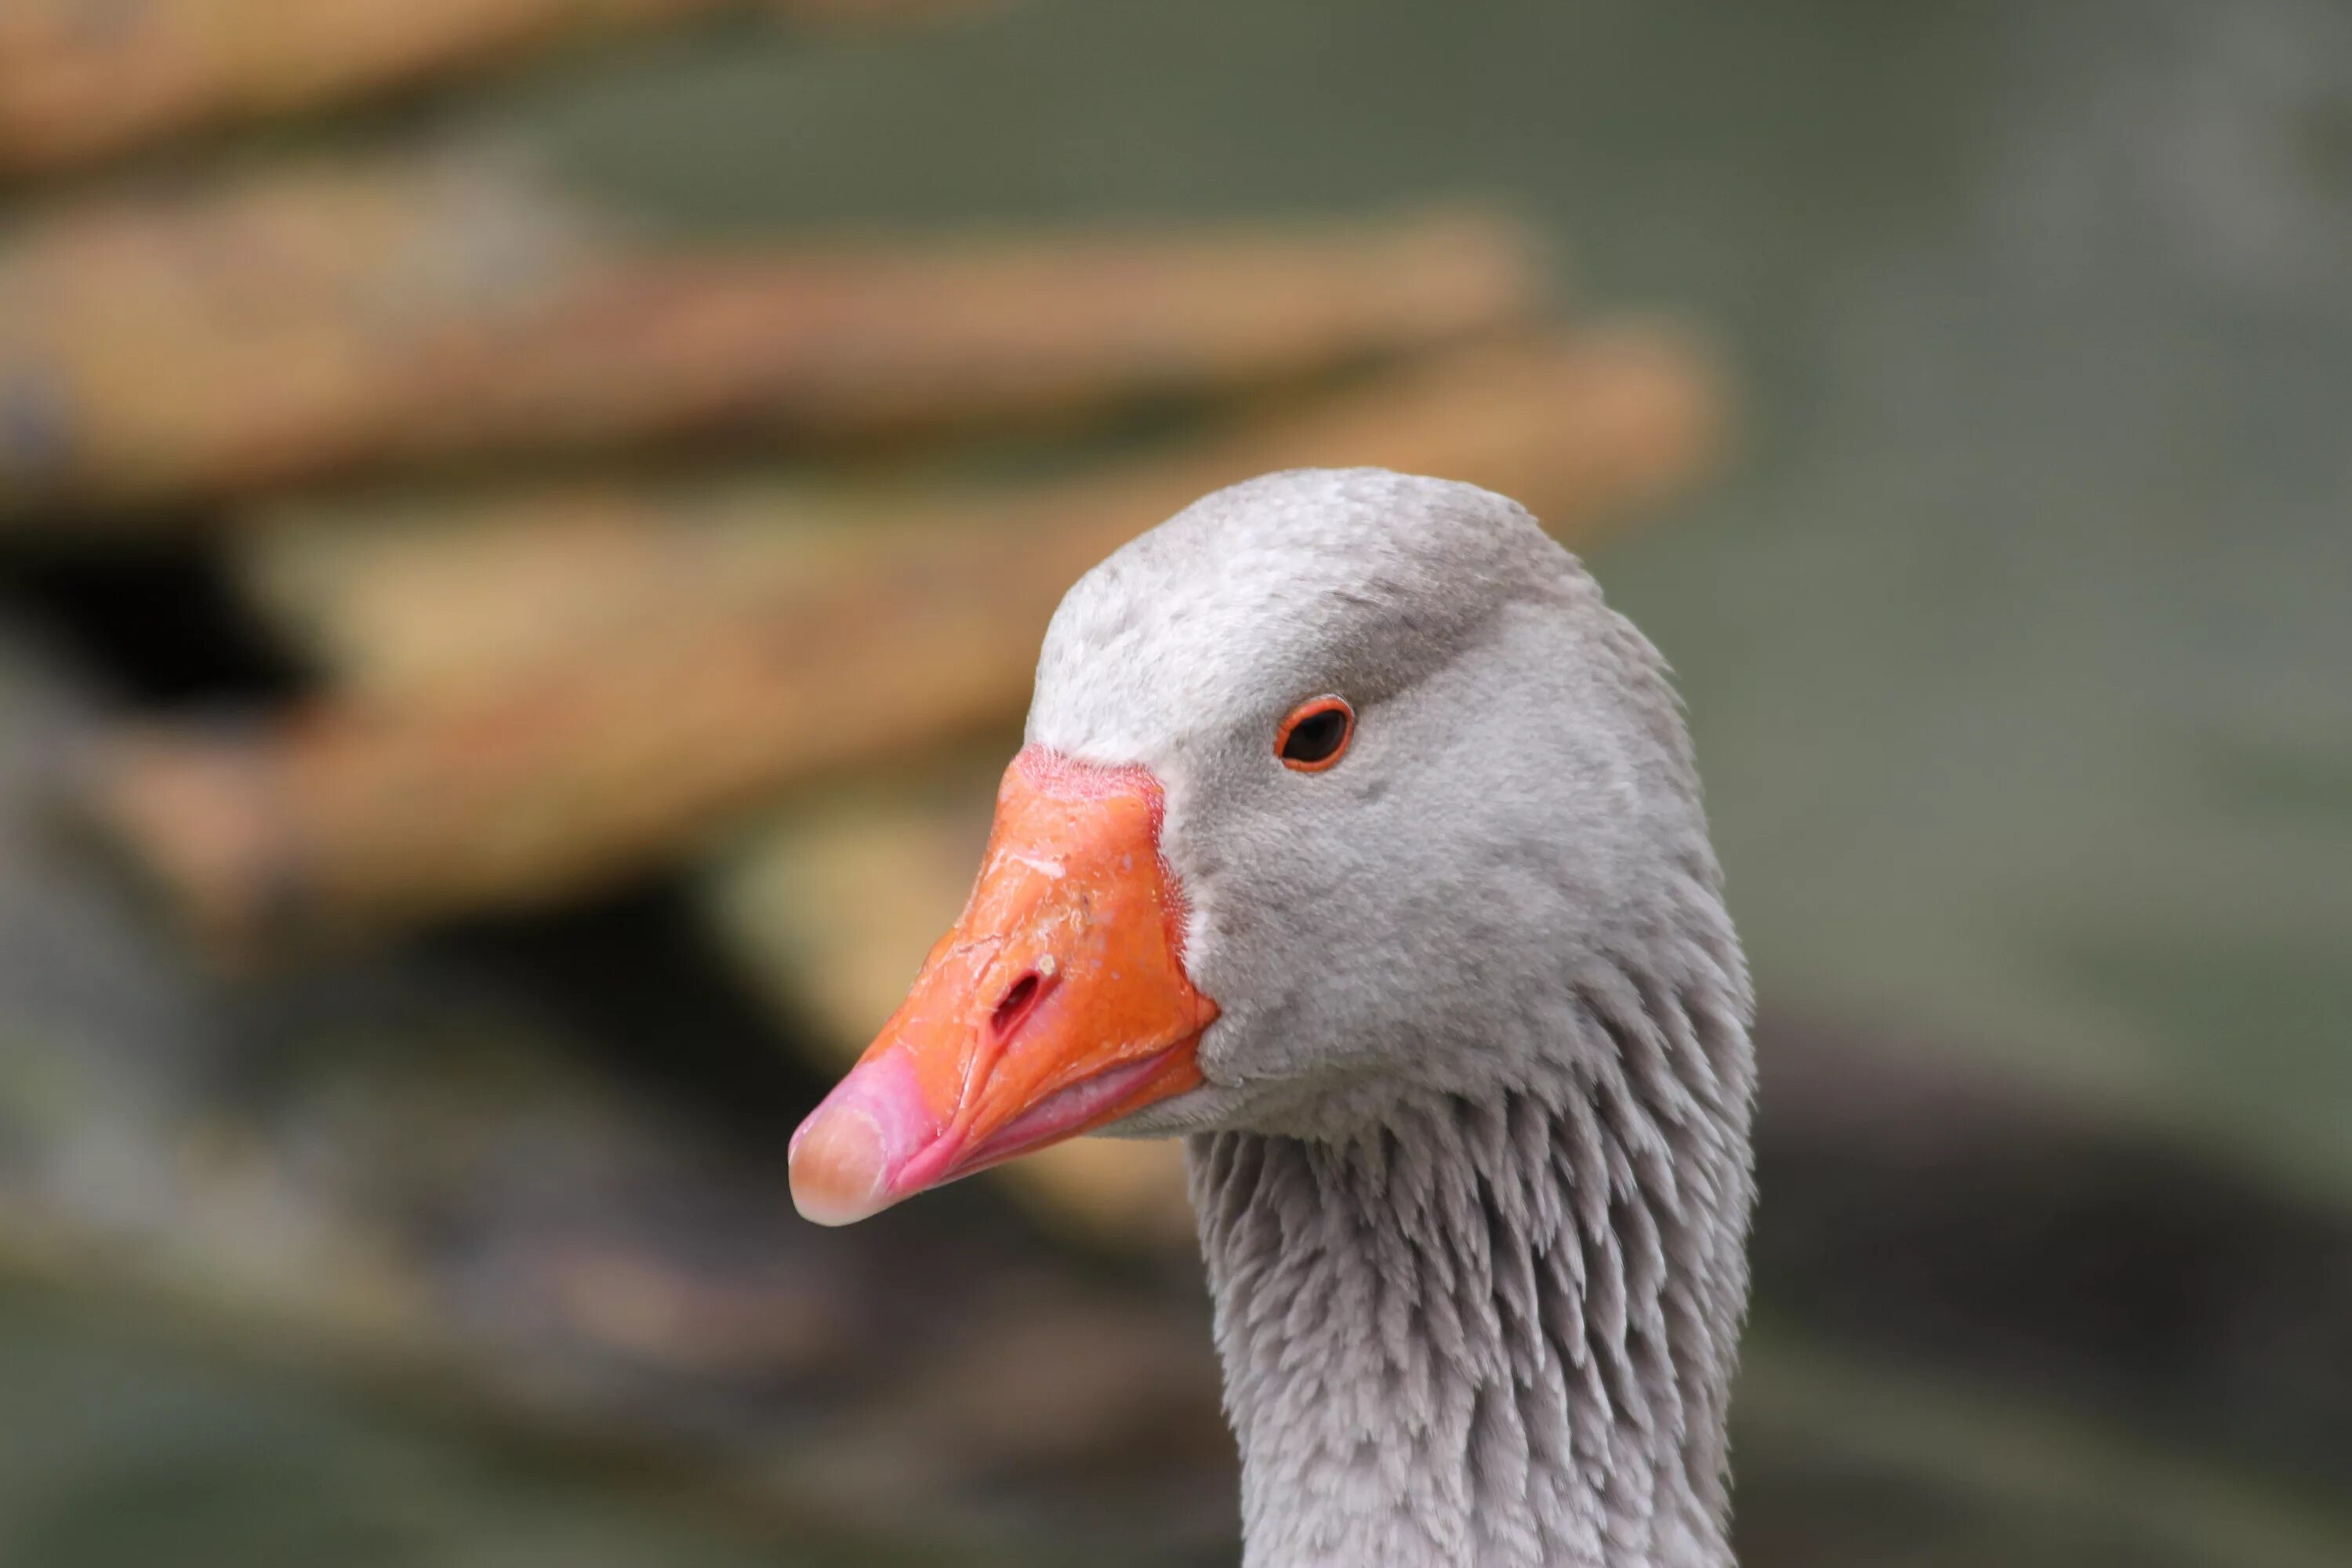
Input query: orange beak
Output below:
<box><xmin>788</xmin><ymin>747</ymin><xmax>1217</xmax><ymax>1225</ymax></box>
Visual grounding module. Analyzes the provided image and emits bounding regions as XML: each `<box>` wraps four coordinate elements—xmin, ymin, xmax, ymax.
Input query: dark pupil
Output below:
<box><xmin>1283</xmin><ymin>709</ymin><xmax>1347</xmax><ymax>763</ymax></box>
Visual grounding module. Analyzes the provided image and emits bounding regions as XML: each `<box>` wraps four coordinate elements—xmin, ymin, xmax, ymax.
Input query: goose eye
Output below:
<box><xmin>1276</xmin><ymin>697</ymin><xmax>1355</xmax><ymax>771</ymax></box>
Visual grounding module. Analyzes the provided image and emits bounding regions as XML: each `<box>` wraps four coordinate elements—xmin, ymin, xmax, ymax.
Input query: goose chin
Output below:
<box><xmin>951</xmin><ymin>1044</ymin><xmax>1193</xmax><ymax>1174</ymax></box>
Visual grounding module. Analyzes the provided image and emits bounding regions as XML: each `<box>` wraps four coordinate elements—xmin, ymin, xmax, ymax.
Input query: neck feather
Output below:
<box><xmin>1187</xmin><ymin>964</ymin><xmax>1754</xmax><ymax>1568</ymax></box>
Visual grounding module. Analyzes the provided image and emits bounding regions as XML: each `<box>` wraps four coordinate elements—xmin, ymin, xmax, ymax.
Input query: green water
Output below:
<box><xmin>8</xmin><ymin>0</ymin><xmax>2350</xmax><ymax>1562</ymax></box>
<box><xmin>0</xmin><ymin>1285</ymin><xmax>892</xmax><ymax>1568</ymax></box>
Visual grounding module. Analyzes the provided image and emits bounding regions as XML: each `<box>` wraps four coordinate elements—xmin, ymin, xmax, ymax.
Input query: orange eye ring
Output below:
<box><xmin>1275</xmin><ymin>695</ymin><xmax>1355</xmax><ymax>772</ymax></box>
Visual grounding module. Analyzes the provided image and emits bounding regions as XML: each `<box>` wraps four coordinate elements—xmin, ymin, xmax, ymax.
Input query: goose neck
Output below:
<box><xmin>1188</xmin><ymin>1059</ymin><xmax>1748</xmax><ymax>1568</ymax></box>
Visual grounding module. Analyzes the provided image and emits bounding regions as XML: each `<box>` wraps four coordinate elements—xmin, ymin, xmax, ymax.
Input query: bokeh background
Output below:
<box><xmin>2</xmin><ymin>1</ymin><xmax>2348</xmax><ymax>1564</ymax></box>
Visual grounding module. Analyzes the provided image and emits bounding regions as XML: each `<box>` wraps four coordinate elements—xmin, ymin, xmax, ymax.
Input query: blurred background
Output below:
<box><xmin>1</xmin><ymin>0</ymin><xmax>2348</xmax><ymax>1563</ymax></box>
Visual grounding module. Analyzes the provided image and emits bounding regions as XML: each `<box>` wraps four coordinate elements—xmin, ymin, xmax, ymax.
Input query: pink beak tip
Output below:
<box><xmin>789</xmin><ymin>1049</ymin><xmax>946</xmax><ymax>1226</ymax></box>
<box><xmin>789</xmin><ymin>1102</ymin><xmax>895</xmax><ymax>1226</ymax></box>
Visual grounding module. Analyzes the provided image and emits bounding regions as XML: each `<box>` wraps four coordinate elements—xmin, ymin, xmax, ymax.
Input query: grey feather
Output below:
<box><xmin>1029</xmin><ymin>469</ymin><xmax>1755</xmax><ymax>1567</ymax></box>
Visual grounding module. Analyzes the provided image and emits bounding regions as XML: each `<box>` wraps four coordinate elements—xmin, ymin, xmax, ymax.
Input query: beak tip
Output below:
<box><xmin>788</xmin><ymin>1105</ymin><xmax>894</xmax><ymax>1227</ymax></box>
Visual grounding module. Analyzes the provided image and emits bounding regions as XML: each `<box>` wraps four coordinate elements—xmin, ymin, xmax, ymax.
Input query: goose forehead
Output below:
<box><xmin>1027</xmin><ymin>468</ymin><xmax>1559</xmax><ymax>760</ymax></box>
<box><xmin>1027</xmin><ymin>539</ymin><xmax>1348</xmax><ymax>754</ymax></box>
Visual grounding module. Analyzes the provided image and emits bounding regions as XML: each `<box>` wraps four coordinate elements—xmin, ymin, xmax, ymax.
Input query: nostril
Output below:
<box><xmin>989</xmin><ymin>970</ymin><xmax>1048</xmax><ymax>1040</ymax></box>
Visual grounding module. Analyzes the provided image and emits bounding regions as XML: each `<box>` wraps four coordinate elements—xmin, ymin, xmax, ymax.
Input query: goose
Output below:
<box><xmin>788</xmin><ymin>467</ymin><xmax>1755</xmax><ymax>1568</ymax></box>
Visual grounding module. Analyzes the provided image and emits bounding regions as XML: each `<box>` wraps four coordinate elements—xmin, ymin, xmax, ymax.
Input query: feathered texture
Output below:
<box><xmin>1190</xmin><ymin>946</ymin><xmax>1752</xmax><ymax>1567</ymax></box>
<box><xmin>1019</xmin><ymin>469</ymin><xmax>1755</xmax><ymax>1564</ymax></box>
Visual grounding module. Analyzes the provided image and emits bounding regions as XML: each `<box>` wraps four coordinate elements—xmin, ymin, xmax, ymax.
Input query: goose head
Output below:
<box><xmin>789</xmin><ymin>466</ymin><xmax>1722</xmax><ymax>1224</ymax></box>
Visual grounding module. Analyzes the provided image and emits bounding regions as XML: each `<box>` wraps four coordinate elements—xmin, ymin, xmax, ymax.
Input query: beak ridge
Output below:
<box><xmin>789</xmin><ymin>749</ymin><xmax>1214</xmax><ymax>1225</ymax></box>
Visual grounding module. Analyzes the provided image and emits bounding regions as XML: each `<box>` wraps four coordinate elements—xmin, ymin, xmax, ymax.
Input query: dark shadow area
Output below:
<box><xmin>0</xmin><ymin>528</ymin><xmax>315</xmax><ymax>706</ymax></box>
<box><xmin>1753</xmin><ymin>1018</ymin><xmax>2352</xmax><ymax>1500</ymax></box>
